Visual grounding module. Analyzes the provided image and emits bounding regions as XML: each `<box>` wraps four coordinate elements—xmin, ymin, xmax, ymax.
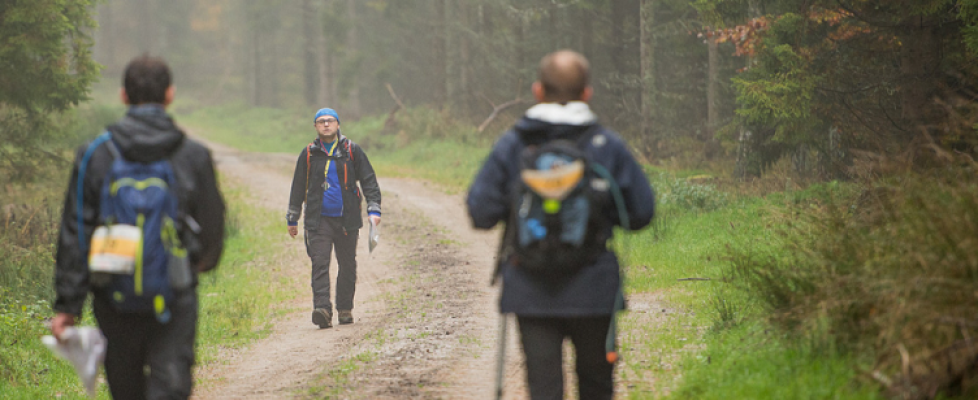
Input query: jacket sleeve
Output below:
<box><xmin>189</xmin><ymin>148</ymin><xmax>226</xmax><ymax>273</ymax></box>
<box><xmin>53</xmin><ymin>145</ymin><xmax>99</xmax><ymax>316</ymax></box>
<box><xmin>287</xmin><ymin>148</ymin><xmax>309</xmax><ymax>225</ymax></box>
<box><xmin>466</xmin><ymin>138</ymin><xmax>514</xmax><ymax>230</ymax></box>
<box><xmin>610</xmin><ymin>140</ymin><xmax>655</xmax><ymax>231</ymax></box>
<box><xmin>353</xmin><ymin>144</ymin><xmax>382</xmax><ymax>215</ymax></box>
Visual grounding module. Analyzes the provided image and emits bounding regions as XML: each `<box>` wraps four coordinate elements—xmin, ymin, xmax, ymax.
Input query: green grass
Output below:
<box><xmin>668</xmin><ymin>322</ymin><xmax>883</xmax><ymax>400</ymax></box>
<box><xmin>176</xmin><ymin>101</ymin><xmax>316</xmax><ymax>153</ymax></box>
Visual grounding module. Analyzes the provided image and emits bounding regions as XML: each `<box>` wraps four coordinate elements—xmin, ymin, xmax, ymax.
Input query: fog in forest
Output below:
<box><xmin>90</xmin><ymin>0</ymin><xmax>726</xmax><ymax>161</ymax></box>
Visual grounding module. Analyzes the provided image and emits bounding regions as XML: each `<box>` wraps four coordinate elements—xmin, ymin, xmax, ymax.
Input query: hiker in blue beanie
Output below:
<box><xmin>286</xmin><ymin>107</ymin><xmax>382</xmax><ymax>328</ymax></box>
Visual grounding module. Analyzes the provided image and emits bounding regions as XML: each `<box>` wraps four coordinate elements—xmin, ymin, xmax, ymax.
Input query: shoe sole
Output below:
<box><xmin>312</xmin><ymin>310</ymin><xmax>331</xmax><ymax>329</ymax></box>
<box><xmin>338</xmin><ymin>318</ymin><xmax>353</xmax><ymax>325</ymax></box>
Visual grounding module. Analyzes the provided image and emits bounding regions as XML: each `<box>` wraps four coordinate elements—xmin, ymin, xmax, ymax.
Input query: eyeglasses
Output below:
<box><xmin>316</xmin><ymin>118</ymin><xmax>338</xmax><ymax>126</ymax></box>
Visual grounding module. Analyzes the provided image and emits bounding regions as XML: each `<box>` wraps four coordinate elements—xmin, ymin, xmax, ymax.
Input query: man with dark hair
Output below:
<box><xmin>467</xmin><ymin>50</ymin><xmax>655</xmax><ymax>400</ymax></box>
<box><xmin>123</xmin><ymin>56</ymin><xmax>172</xmax><ymax>104</ymax></box>
<box><xmin>51</xmin><ymin>54</ymin><xmax>225</xmax><ymax>400</ymax></box>
<box><xmin>286</xmin><ymin>107</ymin><xmax>381</xmax><ymax>329</ymax></box>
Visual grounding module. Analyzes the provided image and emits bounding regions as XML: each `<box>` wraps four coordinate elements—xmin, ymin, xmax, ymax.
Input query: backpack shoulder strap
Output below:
<box><xmin>574</xmin><ymin>124</ymin><xmax>602</xmax><ymax>149</ymax></box>
<box><xmin>304</xmin><ymin>142</ymin><xmax>314</xmax><ymax>191</ymax></box>
<box><xmin>77</xmin><ymin>132</ymin><xmax>114</xmax><ymax>251</ymax></box>
<box><xmin>344</xmin><ymin>139</ymin><xmax>359</xmax><ymax>186</ymax></box>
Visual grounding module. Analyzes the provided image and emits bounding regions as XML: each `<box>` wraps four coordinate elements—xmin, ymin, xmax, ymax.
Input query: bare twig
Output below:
<box><xmin>677</xmin><ymin>277</ymin><xmax>712</xmax><ymax>281</ymax></box>
<box><xmin>869</xmin><ymin>370</ymin><xmax>893</xmax><ymax>388</ymax></box>
<box><xmin>386</xmin><ymin>83</ymin><xmax>405</xmax><ymax>109</ymax></box>
<box><xmin>384</xmin><ymin>83</ymin><xmax>406</xmax><ymax>130</ymax></box>
<box><xmin>477</xmin><ymin>98</ymin><xmax>525</xmax><ymax>133</ymax></box>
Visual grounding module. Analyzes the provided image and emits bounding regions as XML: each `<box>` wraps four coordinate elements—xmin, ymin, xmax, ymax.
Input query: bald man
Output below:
<box><xmin>467</xmin><ymin>50</ymin><xmax>655</xmax><ymax>399</ymax></box>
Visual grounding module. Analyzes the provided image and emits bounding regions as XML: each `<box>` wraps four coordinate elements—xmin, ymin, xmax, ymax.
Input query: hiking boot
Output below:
<box><xmin>312</xmin><ymin>308</ymin><xmax>332</xmax><ymax>329</ymax></box>
<box><xmin>337</xmin><ymin>310</ymin><xmax>354</xmax><ymax>325</ymax></box>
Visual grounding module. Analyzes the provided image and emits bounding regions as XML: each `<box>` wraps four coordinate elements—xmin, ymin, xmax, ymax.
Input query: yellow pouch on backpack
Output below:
<box><xmin>88</xmin><ymin>224</ymin><xmax>140</xmax><ymax>275</ymax></box>
<box><xmin>520</xmin><ymin>160</ymin><xmax>585</xmax><ymax>200</ymax></box>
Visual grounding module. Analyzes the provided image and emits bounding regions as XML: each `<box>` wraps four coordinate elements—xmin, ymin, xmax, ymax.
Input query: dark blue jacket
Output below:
<box><xmin>466</xmin><ymin>109</ymin><xmax>655</xmax><ymax>316</ymax></box>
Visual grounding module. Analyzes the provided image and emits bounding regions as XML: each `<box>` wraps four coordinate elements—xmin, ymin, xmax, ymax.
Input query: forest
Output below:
<box><xmin>2</xmin><ymin>0</ymin><xmax>978</xmax><ymax>399</ymax></box>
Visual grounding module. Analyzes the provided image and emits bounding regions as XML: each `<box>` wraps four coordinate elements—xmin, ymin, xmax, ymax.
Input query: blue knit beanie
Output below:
<box><xmin>314</xmin><ymin>108</ymin><xmax>340</xmax><ymax>124</ymax></box>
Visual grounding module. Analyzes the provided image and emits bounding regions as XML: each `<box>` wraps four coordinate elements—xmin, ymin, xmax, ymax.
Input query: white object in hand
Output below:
<box><xmin>42</xmin><ymin>327</ymin><xmax>106</xmax><ymax>398</ymax></box>
<box><xmin>369</xmin><ymin>219</ymin><xmax>380</xmax><ymax>253</ymax></box>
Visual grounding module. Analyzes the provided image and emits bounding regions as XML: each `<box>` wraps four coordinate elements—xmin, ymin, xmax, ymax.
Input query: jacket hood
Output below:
<box><xmin>515</xmin><ymin>101</ymin><xmax>598</xmax><ymax>141</ymax></box>
<box><xmin>107</xmin><ymin>105</ymin><xmax>185</xmax><ymax>163</ymax></box>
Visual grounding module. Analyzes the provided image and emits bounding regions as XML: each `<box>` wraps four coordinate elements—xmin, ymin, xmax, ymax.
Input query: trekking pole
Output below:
<box><xmin>494</xmin><ymin>313</ymin><xmax>508</xmax><ymax>400</ymax></box>
<box><xmin>591</xmin><ymin>164</ymin><xmax>631</xmax><ymax>365</ymax></box>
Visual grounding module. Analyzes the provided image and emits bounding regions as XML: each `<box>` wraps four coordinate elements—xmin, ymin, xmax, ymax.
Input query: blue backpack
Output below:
<box><xmin>500</xmin><ymin>128</ymin><xmax>621</xmax><ymax>279</ymax></box>
<box><xmin>78</xmin><ymin>132</ymin><xmax>190</xmax><ymax>323</ymax></box>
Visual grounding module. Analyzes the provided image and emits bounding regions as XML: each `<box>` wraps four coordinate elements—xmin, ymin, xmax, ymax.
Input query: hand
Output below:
<box><xmin>51</xmin><ymin>313</ymin><xmax>76</xmax><ymax>342</ymax></box>
<box><xmin>288</xmin><ymin>225</ymin><xmax>298</xmax><ymax>238</ymax></box>
<box><xmin>369</xmin><ymin>215</ymin><xmax>381</xmax><ymax>227</ymax></box>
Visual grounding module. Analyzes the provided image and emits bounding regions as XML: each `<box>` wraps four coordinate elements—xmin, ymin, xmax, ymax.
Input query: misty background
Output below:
<box><xmin>5</xmin><ymin>0</ymin><xmax>977</xmax><ymax>182</ymax></box>
<box><xmin>89</xmin><ymin>0</ymin><xmax>731</xmax><ymax>158</ymax></box>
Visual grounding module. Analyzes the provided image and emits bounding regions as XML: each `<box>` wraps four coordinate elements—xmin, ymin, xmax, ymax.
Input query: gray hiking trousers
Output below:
<box><xmin>305</xmin><ymin>215</ymin><xmax>358</xmax><ymax>311</ymax></box>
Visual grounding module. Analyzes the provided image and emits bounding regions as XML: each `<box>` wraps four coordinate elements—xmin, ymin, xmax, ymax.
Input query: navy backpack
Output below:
<box><xmin>78</xmin><ymin>132</ymin><xmax>191</xmax><ymax>323</ymax></box>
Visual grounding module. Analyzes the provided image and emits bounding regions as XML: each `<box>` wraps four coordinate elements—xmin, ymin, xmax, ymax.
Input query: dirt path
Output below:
<box><xmin>191</xmin><ymin>143</ymin><xmax>529</xmax><ymax>399</ymax></box>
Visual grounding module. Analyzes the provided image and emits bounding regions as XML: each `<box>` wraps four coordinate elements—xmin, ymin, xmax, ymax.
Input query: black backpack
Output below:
<box><xmin>498</xmin><ymin>127</ymin><xmax>614</xmax><ymax>279</ymax></box>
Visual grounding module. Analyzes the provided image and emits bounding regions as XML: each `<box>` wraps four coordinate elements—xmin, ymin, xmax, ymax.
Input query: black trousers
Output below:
<box><xmin>305</xmin><ymin>215</ymin><xmax>358</xmax><ymax>311</ymax></box>
<box><xmin>517</xmin><ymin>315</ymin><xmax>615</xmax><ymax>400</ymax></box>
<box><xmin>93</xmin><ymin>290</ymin><xmax>197</xmax><ymax>400</ymax></box>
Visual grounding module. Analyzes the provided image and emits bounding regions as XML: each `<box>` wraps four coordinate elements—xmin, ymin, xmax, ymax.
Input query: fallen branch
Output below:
<box><xmin>384</xmin><ymin>83</ymin><xmax>406</xmax><ymax>131</ymax></box>
<box><xmin>477</xmin><ymin>94</ymin><xmax>524</xmax><ymax>133</ymax></box>
<box><xmin>677</xmin><ymin>277</ymin><xmax>711</xmax><ymax>281</ymax></box>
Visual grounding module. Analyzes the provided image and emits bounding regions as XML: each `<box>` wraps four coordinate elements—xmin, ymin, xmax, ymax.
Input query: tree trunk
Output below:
<box><xmin>433</xmin><ymin>0</ymin><xmax>447</xmax><ymax>106</ymax></box>
<box><xmin>444</xmin><ymin>0</ymin><xmax>457</xmax><ymax>108</ymax></box>
<box><xmin>249</xmin><ymin>6</ymin><xmax>261</xmax><ymax>107</ymax></box>
<box><xmin>302</xmin><ymin>0</ymin><xmax>318</xmax><ymax>106</ymax></box>
<box><xmin>316</xmin><ymin>1</ymin><xmax>333</xmax><ymax>106</ymax></box>
<box><xmin>639</xmin><ymin>0</ymin><xmax>657</xmax><ymax>158</ymax></box>
<box><xmin>579</xmin><ymin>6</ymin><xmax>593</xmax><ymax>59</ymax></box>
<box><xmin>345</xmin><ymin>0</ymin><xmax>361</xmax><ymax>117</ymax></box>
<box><xmin>458</xmin><ymin>2</ymin><xmax>471</xmax><ymax>115</ymax></box>
<box><xmin>707</xmin><ymin>36</ymin><xmax>719</xmax><ymax>136</ymax></box>
<box><xmin>899</xmin><ymin>14</ymin><xmax>941</xmax><ymax>138</ymax></box>
<box><xmin>549</xmin><ymin>2</ymin><xmax>559</xmax><ymax>50</ymax></box>
<box><xmin>610</xmin><ymin>0</ymin><xmax>629</xmax><ymax>76</ymax></box>
<box><xmin>515</xmin><ymin>11</ymin><xmax>527</xmax><ymax>96</ymax></box>
<box><xmin>705</xmin><ymin>35</ymin><xmax>721</xmax><ymax>159</ymax></box>
<box><xmin>735</xmin><ymin>0</ymin><xmax>763</xmax><ymax>178</ymax></box>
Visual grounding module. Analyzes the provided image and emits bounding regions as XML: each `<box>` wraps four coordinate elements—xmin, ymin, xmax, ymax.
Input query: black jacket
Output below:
<box><xmin>467</xmin><ymin>106</ymin><xmax>655</xmax><ymax>316</ymax></box>
<box><xmin>54</xmin><ymin>105</ymin><xmax>226</xmax><ymax>316</ymax></box>
<box><xmin>287</xmin><ymin>133</ymin><xmax>381</xmax><ymax>232</ymax></box>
